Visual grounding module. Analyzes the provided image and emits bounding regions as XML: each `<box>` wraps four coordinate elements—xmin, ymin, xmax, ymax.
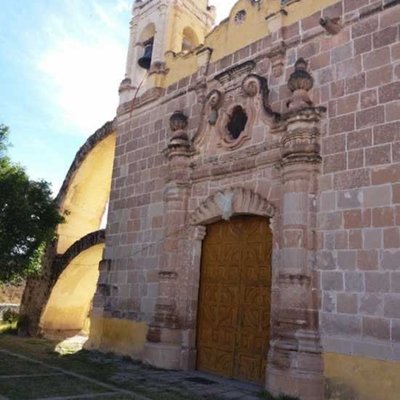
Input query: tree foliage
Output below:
<box><xmin>0</xmin><ymin>124</ymin><xmax>63</xmax><ymax>282</ymax></box>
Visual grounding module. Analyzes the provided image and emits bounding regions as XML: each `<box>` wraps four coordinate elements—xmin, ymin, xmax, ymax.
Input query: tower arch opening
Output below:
<box><xmin>181</xmin><ymin>27</ymin><xmax>200</xmax><ymax>52</ymax></box>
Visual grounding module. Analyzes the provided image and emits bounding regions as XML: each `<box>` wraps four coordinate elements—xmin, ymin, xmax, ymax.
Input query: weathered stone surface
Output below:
<box><xmin>19</xmin><ymin>1</ymin><xmax>400</xmax><ymax>399</ymax></box>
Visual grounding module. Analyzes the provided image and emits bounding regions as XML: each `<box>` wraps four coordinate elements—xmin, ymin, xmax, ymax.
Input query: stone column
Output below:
<box><xmin>267</xmin><ymin>59</ymin><xmax>325</xmax><ymax>400</ymax></box>
<box><xmin>150</xmin><ymin>1</ymin><xmax>170</xmax><ymax>73</ymax></box>
<box><xmin>143</xmin><ymin>111</ymin><xmax>193</xmax><ymax>369</ymax></box>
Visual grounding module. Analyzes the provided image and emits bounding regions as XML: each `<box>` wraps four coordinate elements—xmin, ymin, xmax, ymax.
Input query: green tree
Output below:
<box><xmin>0</xmin><ymin>124</ymin><xmax>63</xmax><ymax>282</ymax></box>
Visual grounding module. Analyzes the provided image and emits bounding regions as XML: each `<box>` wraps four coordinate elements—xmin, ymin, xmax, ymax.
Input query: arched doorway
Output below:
<box><xmin>196</xmin><ymin>215</ymin><xmax>272</xmax><ymax>384</ymax></box>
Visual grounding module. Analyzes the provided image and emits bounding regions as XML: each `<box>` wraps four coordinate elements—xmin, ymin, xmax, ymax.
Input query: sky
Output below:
<box><xmin>0</xmin><ymin>0</ymin><xmax>237</xmax><ymax>195</ymax></box>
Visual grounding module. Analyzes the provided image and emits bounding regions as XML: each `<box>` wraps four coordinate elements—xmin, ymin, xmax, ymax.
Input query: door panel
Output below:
<box><xmin>197</xmin><ymin>215</ymin><xmax>272</xmax><ymax>384</ymax></box>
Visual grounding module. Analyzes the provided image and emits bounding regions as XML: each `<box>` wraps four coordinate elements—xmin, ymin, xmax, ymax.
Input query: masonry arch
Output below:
<box><xmin>40</xmin><ymin>243</ymin><xmax>104</xmax><ymax>336</ymax></box>
<box><xmin>56</xmin><ymin>121</ymin><xmax>116</xmax><ymax>254</ymax></box>
<box><xmin>139</xmin><ymin>23</ymin><xmax>156</xmax><ymax>44</ymax></box>
<box><xmin>19</xmin><ymin>121</ymin><xmax>116</xmax><ymax>336</ymax></box>
<box><xmin>182</xmin><ymin>26</ymin><xmax>200</xmax><ymax>52</ymax></box>
<box><xmin>184</xmin><ymin>187</ymin><xmax>277</xmax><ymax>382</ymax></box>
<box><xmin>190</xmin><ymin>187</ymin><xmax>276</xmax><ymax>225</ymax></box>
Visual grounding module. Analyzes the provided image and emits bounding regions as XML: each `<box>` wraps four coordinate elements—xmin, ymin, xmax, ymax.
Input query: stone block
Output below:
<box><xmin>322</xmin><ymin>271</ymin><xmax>344</xmax><ymax>291</ymax></box>
<box><xmin>361</xmin><ymin>89</ymin><xmax>378</xmax><ymax>109</ymax></box>
<box><xmin>320</xmin><ymin>191</ymin><xmax>336</xmax><ymax>212</ymax></box>
<box><xmin>366</xmin><ymin>65</ymin><xmax>393</xmax><ymax>88</ymax></box>
<box><xmin>359</xmin><ymin>293</ymin><xmax>384</xmax><ymax>316</ymax></box>
<box><xmin>390</xmin><ymin>272</ymin><xmax>400</xmax><ymax>293</ymax></box>
<box><xmin>338</xmin><ymin>189</ymin><xmax>362</xmax><ymax>209</ymax></box>
<box><xmin>347</xmin><ymin>128</ymin><xmax>372</xmax><ymax>149</ymax></box>
<box><xmin>372</xmin><ymin>207</ymin><xmax>394</xmax><ymax>227</ymax></box>
<box><xmin>364</xmin><ymin>185</ymin><xmax>392</xmax><ymax>207</ymax></box>
<box><xmin>391</xmin><ymin>319</ymin><xmax>400</xmax><ymax>342</ymax></box>
<box><xmin>384</xmin><ymin>294</ymin><xmax>400</xmax><ymax>318</ymax></box>
<box><xmin>363</xmin><ymin>47</ymin><xmax>391</xmax><ymax>70</ymax></box>
<box><xmin>352</xmin><ymin>340</ymin><xmax>393</xmax><ymax>359</ymax></box>
<box><xmin>352</xmin><ymin>16</ymin><xmax>379</xmax><ymax>38</ymax></box>
<box><xmin>322</xmin><ymin>313</ymin><xmax>361</xmax><ymax>336</ymax></box>
<box><xmin>346</xmin><ymin>74</ymin><xmax>366</xmax><ymax>95</ymax></box>
<box><xmin>371</xmin><ymin>165</ymin><xmax>400</xmax><ymax>185</ymax></box>
<box><xmin>337</xmin><ymin>250</ymin><xmax>356</xmax><ymax>270</ymax></box>
<box><xmin>345</xmin><ymin>271</ymin><xmax>365</xmax><ymax>292</ymax></box>
<box><xmin>382</xmin><ymin>250</ymin><xmax>400</xmax><ymax>270</ymax></box>
<box><xmin>373</xmin><ymin>26</ymin><xmax>398</xmax><ymax>48</ymax></box>
<box><xmin>348</xmin><ymin>149</ymin><xmax>364</xmax><ymax>169</ymax></box>
<box><xmin>334</xmin><ymin>169</ymin><xmax>370</xmax><ymax>190</ymax></box>
<box><xmin>379</xmin><ymin>81</ymin><xmax>400</xmax><ymax>103</ymax></box>
<box><xmin>354</xmin><ymin>35</ymin><xmax>372</xmax><ymax>55</ymax></box>
<box><xmin>349</xmin><ymin>229</ymin><xmax>362</xmax><ymax>249</ymax></box>
<box><xmin>336</xmin><ymin>57</ymin><xmax>362</xmax><ymax>79</ymax></box>
<box><xmin>386</xmin><ymin>101</ymin><xmax>400</xmax><ymax>122</ymax></box>
<box><xmin>357</xmin><ymin>250</ymin><xmax>378</xmax><ymax>270</ymax></box>
<box><xmin>374</xmin><ymin>122</ymin><xmax>400</xmax><ymax>144</ymax></box>
<box><xmin>323</xmin><ymin>153</ymin><xmax>347</xmax><ymax>173</ymax></box>
<box><xmin>362</xmin><ymin>316</ymin><xmax>390</xmax><ymax>340</ymax></box>
<box><xmin>365</xmin><ymin>272</ymin><xmax>390</xmax><ymax>293</ymax></box>
<box><xmin>363</xmin><ymin>228</ymin><xmax>383</xmax><ymax>249</ymax></box>
<box><xmin>356</xmin><ymin>106</ymin><xmax>385</xmax><ymax>129</ymax></box>
<box><xmin>337</xmin><ymin>293</ymin><xmax>358</xmax><ymax>314</ymax></box>
<box><xmin>322</xmin><ymin>134</ymin><xmax>346</xmax><ymax>155</ymax></box>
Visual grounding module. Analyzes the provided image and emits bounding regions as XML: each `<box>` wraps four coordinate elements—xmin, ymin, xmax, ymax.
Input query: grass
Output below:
<box><xmin>0</xmin><ymin>333</ymin><xmax>221</xmax><ymax>400</ymax></box>
<box><xmin>258</xmin><ymin>390</ymin><xmax>300</xmax><ymax>400</ymax></box>
<box><xmin>0</xmin><ymin>320</ymin><xmax>17</xmax><ymax>334</ymax></box>
<box><xmin>0</xmin><ymin>375</ymin><xmax>106</xmax><ymax>399</ymax></box>
<box><xmin>0</xmin><ymin>333</ymin><xmax>299</xmax><ymax>400</ymax></box>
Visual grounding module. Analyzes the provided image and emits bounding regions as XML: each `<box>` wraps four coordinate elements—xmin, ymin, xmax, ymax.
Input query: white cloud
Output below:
<box><xmin>212</xmin><ymin>0</ymin><xmax>238</xmax><ymax>23</ymax></box>
<box><xmin>32</xmin><ymin>0</ymin><xmax>239</xmax><ymax>137</ymax></box>
<box><xmin>38</xmin><ymin>38</ymin><xmax>125</xmax><ymax>135</ymax></box>
<box><xmin>33</xmin><ymin>0</ymin><xmax>129</xmax><ymax>137</ymax></box>
<box><xmin>115</xmin><ymin>0</ymin><xmax>132</xmax><ymax>13</ymax></box>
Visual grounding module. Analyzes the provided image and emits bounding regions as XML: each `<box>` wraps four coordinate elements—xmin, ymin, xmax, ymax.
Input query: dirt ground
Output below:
<box><xmin>0</xmin><ymin>332</ymin><xmax>295</xmax><ymax>400</ymax></box>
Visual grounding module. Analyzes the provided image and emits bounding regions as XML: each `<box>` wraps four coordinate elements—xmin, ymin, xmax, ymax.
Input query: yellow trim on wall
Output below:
<box><xmin>56</xmin><ymin>133</ymin><xmax>115</xmax><ymax>254</ymax></box>
<box><xmin>324</xmin><ymin>352</ymin><xmax>400</xmax><ymax>400</ymax></box>
<box><xmin>162</xmin><ymin>0</ymin><xmax>339</xmax><ymax>87</ymax></box>
<box><xmin>86</xmin><ymin>316</ymin><xmax>149</xmax><ymax>359</ymax></box>
<box><xmin>40</xmin><ymin>244</ymin><xmax>103</xmax><ymax>333</ymax></box>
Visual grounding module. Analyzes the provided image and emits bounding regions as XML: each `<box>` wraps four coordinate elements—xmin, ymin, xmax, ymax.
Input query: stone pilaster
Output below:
<box><xmin>143</xmin><ymin>111</ymin><xmax>193</xmax><ymax>369</ymax></box>
<box><xmin>267</xmin><ymin>59</ymin><xmax>325</xmax><ymax>400</ymax></box>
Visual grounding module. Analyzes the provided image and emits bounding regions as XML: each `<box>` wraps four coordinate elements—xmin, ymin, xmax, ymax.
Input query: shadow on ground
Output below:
<box><xmin>0</xmin><ymin>332</ymin><xmax>298</xmax><ymax>400</ymax></box>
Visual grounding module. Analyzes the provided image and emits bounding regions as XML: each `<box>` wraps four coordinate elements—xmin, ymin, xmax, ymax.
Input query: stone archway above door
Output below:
<box><xmin>190</xmin><ymin>187</ymin><xmax>276</xmax><ymax>226</ymax></box>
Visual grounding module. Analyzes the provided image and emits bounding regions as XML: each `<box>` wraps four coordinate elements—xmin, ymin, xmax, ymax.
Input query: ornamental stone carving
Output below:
<box><xmin>190</xmin><ymin>187</ymin><xmax>276</xmax><ymax>225</ymax></box>
<box><xmin>165</xmin><ymin>111</ymin><xmax>192</xmax><ymax>157</ymax></box>
<box><xmin>287</xmin><ymin>58</ymin><xmax>314</xmax><ymax>111</ymax></box>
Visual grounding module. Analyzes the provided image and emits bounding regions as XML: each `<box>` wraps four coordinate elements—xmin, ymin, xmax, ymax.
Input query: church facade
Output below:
<box><xmin>21</xmin><ymin>1</ymin><xmax>400</xmax><ymax>399</ymax></box>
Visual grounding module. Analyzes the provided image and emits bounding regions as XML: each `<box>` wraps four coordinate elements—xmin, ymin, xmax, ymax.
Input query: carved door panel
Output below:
<box><xmin>197</xmin><ymin>216</ymin><xmax>272</xmax><ymax>384</ymax></box>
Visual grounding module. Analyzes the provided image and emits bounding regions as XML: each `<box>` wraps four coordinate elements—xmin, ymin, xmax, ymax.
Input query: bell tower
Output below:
<box><xmin>119</xmin><ymin>0</ymin><xmax>215</xmax><ymax>103</ymax></box>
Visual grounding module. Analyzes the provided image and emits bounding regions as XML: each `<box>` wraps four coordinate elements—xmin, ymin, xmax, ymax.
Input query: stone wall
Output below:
<box><xmin>73</xmin><ymin>0</ymin><xmax>400</xmax><ymax>399</ymax></box>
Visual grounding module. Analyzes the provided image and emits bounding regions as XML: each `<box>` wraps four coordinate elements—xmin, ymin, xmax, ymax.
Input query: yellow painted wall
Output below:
<box><xmin>163</xmin><ymin>0</ymin><xmax>339</xmax><ymax>86</ymax></box>
<box><xmin>57</xmin><ymin>133</ymin><xmax>116</xmax><ymax>254</ymax></box>
<box><xmin>40</xmin><ymin>244</ymin><xmax>103</xmax><ymax>333</ymax></box>
<box><xmin>85</xmin><ymin>316</ymin><xmax>148</xmax><ymax>359</ymax></box>
<box><xmin>324</xmin><ymin>353</ymin><xmax>400</xmax><ymax>400</ymax></box>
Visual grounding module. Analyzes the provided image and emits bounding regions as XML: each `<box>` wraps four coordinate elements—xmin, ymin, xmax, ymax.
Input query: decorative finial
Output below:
<box><xmin>169</xmin><ymin>111</ymin><xmax>188</xmax><ymax>132</ymax></box>
<box><xmin>168</xmin><ymin>111</ymin><xmax>191</xmax><ymax>151</ymax></box>
<box><xmin>287</xmin><ymin>58</ymin><xmax>314</xmax><ymax>111</ymax></box>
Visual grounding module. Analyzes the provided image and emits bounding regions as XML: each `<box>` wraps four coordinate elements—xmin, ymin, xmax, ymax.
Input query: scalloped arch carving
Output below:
<box><xmin>190</xmin><ymin>187</ymin><xmax>275</xmax><ymax>225</ymax></box>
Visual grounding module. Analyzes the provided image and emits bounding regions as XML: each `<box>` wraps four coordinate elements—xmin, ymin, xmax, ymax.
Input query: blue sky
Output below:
<box><xmin>0</xmin><ymin>0</ymin><xmax>236</xmax><ymax>195</ymax></box>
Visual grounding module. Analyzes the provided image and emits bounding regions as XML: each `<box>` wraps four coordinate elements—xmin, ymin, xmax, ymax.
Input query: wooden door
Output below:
<box><xmin>196</xmin><ymin>215</ymin><xmax>272</xmax><ymax>384</ymax></box>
